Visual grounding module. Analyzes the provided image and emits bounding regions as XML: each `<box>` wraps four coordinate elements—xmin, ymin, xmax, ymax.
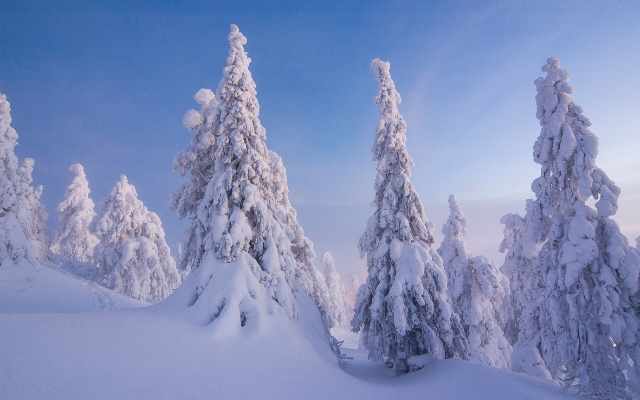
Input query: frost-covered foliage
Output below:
<box><xmin>0</xmin><ymin>93</ymin><xmax>47</xmax><ymax>266</ymax></box>
<box><xmin>321</xmin><ymin>252</ymin><xmax>348</xmax><ymax>327</ymax></box>
<box><xmin>352</xmin><ymin>59</ymin><xmax>468</xmax><ymax>373</ymax></box>
<box><xmin>94</xmin><ymin>176</ymin><xmax>180</xmax><ymax>303</ymax></box>
<box><xmin>438</xmin><ymin>195</ymin><xmax>511</xmax><ymax>369</ymax></box>
<box><xmin>50</xmin><ymin>163</ymin><xmax>98</xmax><ymax>265</ymax></box>
<box><xmin>170</xmin><ymin>24</ymin><xmax>331</xmax><ymax>328</ymax></box>
<box><xmin>503</xmin><ymin>58</ymin><xmax>640</xmax><ymax>399</ymax></box>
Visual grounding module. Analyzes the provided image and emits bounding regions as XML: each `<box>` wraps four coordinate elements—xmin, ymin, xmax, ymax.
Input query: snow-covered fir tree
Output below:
<box><xmin>50</xmin><ymin>163</ymin><xmax>98</xmax><ymax>265</ymax></box>
<box><xmin>352</xmin><ymin>59</ymin><xmax>468</xmax><ymax>373</ymax></box>
<box><xmin>499</xmin><ymin>208</ymin><xmax>552</xmax><ymax>380</ymax></box>
<box><xmin>321</xmin><ymin>252</ymin><xmax>347</xmax><ymax>327</ymax></box>
<box><xmin>505</xmin><ymin>58</ymin><xmax>640</xmax><ymax>399</ymax></box>
<box><xmin>170</xmin><ymin>24</ymin><xmax>331</xmax><ymax>330</ymax></box>
<box><xmin>94</xmin><ymin>175</ymin><xmax>180</xmax><ymax>303</ymax></box>
<box><xmin>438</xmin><ymin>195</ymin><xmax>511</xmax><ymax>369</ymax></box>
<box><xmin>0</xmin><ymin>93</ymin><xmax>47</xmax><ymax>266</ymax></box>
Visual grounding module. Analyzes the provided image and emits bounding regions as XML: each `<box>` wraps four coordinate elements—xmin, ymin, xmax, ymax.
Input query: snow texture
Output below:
<box><xmin>0</xmin><ymin>92</ymin><xmax>47</xmax><ymax>267</ymax></box>
<box><xmin>0</xmin><ymin>260</ymin><xmax>140</xmax><ymax>313</ymax></box>
<box><xmin>0</xmin><ymin>261</ymin><xmax>575</xmax><ymax>400</ymax></box>
<box><xmin>94</xmin><ymin>175</ymin><xmax>180</xmax><ymax>303</ymax></box>
<box><xmin>352</xmin><ymin>59</ymin><xmax>468</xmax><ymax>373</ymax></box>
<box><xmin>170</xmin><ymin>24</ymin><xmax>332</xmax><ymax>332</ymax></box>
<box><xmin>438</xmin><ymin>195</ymin><xmax>512</xmax><ymax>369</ymax></box>
<box><xmin>502</xmin><ymin>58</ymin><xmax>640</xmax><ymax>399</ymax></box>
<box><xmin>50</xmin><ymin>163</ymin><xmax>98</xmax><ymax>265</ymax></box>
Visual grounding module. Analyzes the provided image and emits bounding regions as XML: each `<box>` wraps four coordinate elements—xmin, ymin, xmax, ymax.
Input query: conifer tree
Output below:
<box><xmin>321</xmin><ymin>252</ymin><xmax>347</xmax><ymax>327</ymax></box>
<box><xmin>95</xmin><ymin>175</ymin><xmax>180</xmax><ymax>303</ymax></box>
<box><xmin>506</xmin><ymin>58</ymin><xmax>640</xmax><ymax>398</ymax></box>
<box><xmin>352</xmin><ymin>59</ymin><xmax>468</xmax><ymax>373</ymax></box>
<box><xmin>0</xmin><ymin>93</ymin><xmax>47</xmax><ymax>266</ymax></box>
<box><xmin>170</xmin><ymin>25</ymin><xmax>331</xmax><ymax>329</ymax></box>
<box><xmin>51</xmin><ymin>163</ymin><xmax>98</xmax><ymax>264</ymax></box>
<box><xmin>438</xmin><ymin>195</ymin><xmax>511</xmax><ymax>368</ymax></box>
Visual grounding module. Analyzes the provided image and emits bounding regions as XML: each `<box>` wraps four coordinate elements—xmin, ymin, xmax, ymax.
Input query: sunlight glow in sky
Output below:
<box><xmin>1</xmin><ymin>1</ymin><xmax>639</xmax><ymax>273</ymax></box>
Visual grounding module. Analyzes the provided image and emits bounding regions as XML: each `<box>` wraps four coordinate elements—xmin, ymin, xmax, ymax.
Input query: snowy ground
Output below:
<box><xmin>0</xmin><ymin>262</ymin><xmax>140</xmax><ymax>313</ymax></box>
<box><xmin>0</xmin><ymin>264</ymin><xmax>575</xmax><ymax>400</ymax></box>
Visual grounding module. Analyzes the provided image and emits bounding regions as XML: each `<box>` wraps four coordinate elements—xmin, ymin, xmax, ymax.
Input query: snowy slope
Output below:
<box><xmin>0</xmin><ymin>264</ymin><xmax>575</xmax><ymax>400</ymax></box>
<box><xmin>0</xmin><ymin>262</ymin><xmax>140</xmax><ymax>313</ymax></box>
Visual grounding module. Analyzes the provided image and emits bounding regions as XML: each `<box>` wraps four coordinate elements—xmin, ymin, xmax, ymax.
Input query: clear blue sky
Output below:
<box><xmin>2</xmin><ymin>1</ymin><xmax>639</xmax><ymax>273</ymax></box>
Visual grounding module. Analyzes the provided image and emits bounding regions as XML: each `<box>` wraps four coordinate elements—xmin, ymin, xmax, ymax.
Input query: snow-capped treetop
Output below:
<box><xmin>530</xmin><ymin>57</ymin><xmax>609</xmax><ymax>223</ymax></box>
<box><xmin>51</xmin><ymin>163</ymin><xmax>98</xmax><ymax>264</ymax></box>
<box><xmin>95</xmin><ymin>175</ymin><xmax>180</xmax><ymax>303</ymax></box>
<box><xmin>360</xmin><ymin>58</ymin><xmax>435</xmax><ymax>251</ymax></box>
<box><xmin>354</xmin><ymin>59</ymin><xmax>467</xmax><ymax>372</ymax></box>
<box><xmin>0</xmin><ymin>93</ymin><xmax>47</xmax><ymax>265</ymax></box>
<box><xmin>438</xmin><ymin>195</ymin><xmax>468</xmax><ymax>300</ymax></box>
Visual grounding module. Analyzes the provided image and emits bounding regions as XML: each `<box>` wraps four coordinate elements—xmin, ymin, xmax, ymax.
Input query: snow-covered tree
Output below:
<box><xmin>0</xmin><ymin>93</ymin><xmax>47</xmax><ymax>266</ymax></box>
<box><xmin>499</xmin><ymin>209</ymin><xmax>552</xmax><ymax>379</ymax></box>
<box><xmin>438</xmin><ymin>195</ymin><xmax>511</xmax><ymax>369</ymax></box>
<box><xmin>94</xmin><ymin>175</ymin><xmax>180</xmax><ymax>303</ymax></box>
<box><xmin>352</xmin><ymin>59</ymin><xmax>468</xmax><ymax>373</ymax></box>
<box><xmin>505</xmin><ymin>58</ymin><xmax>640</xmax><ymax>399</ymax></box>
<box><xmin>169</xmin><ymin>25</ymin><xmax>331</xmax><ymax>331</ymax></box>
<box><xmin>321</xmin><ymin>252</ymin><xmax>348</xmax><ymax>327</ymax></box>
<box><xmin>50</xmin><ymin>163</ymin><xmax>98</xmax><ymax>265</ymax></box>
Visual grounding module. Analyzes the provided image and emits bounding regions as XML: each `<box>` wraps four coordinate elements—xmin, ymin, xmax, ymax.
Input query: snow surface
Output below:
<box><xmin>0</xmin><ymin>261</ymin><xmax>575</xmax><ymax>399</ymax></box>
<box><xmin>0</xmin><ymin>262</ymin><xmax>140</xmax><ymax>314</ymax></box>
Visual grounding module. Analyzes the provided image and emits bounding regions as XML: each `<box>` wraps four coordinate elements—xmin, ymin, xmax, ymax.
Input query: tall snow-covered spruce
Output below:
<box><xmin>50</xmin><ymin>163</ymin><xmax>98</xmax><ymax>265</ymax></box>
<box><xmin>352</xmin><ymin>59</ymin><xmax>468</xmax><ymax>373</ymax></box>
<box><xmin>169</xmin><ymin>25</ymin><xmax>331</xmax><ymax>333</ymax></box>
<box><xmin>0</xmin><ymin>92</ymin><xmax>47</xmax><ymax>266</ymax></box>
<box><xmin>94</xmin><ymin>175</ymin><xmax>180</xmax><ymax>303</ymax></box>
<box><xmin>438</xmin><ymin>195</ymin><xmax>511</xmax><ymax>369</ymax></box>
<box><xmin>504</xmin><ymin>58</ymin><xmax>640</xmax><ymax>399</ymax></box>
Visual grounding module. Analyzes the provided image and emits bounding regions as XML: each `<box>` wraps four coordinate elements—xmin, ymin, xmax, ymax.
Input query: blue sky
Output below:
<box><xmin>1</xmin><ymin>1</ymin><xmax>639</xmax><ymax>273</ymax></box>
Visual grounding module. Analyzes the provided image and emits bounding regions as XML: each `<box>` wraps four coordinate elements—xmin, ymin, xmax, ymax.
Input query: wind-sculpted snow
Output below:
<box><xmin>352</xmin><ymin>59</ymin><xmax>468</xmax><ymax>373</ymax></box>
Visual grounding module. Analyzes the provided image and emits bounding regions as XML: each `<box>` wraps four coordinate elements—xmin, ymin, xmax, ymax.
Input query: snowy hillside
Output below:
<box><xmin>0</xmin><ymin>262</ymin><xmax>140</xmax><ymax>314</ymax></box>
<box><xmin>0</xmin><ymin>265</ymin><xmax>573</xmax><ymax>400</ymax></box>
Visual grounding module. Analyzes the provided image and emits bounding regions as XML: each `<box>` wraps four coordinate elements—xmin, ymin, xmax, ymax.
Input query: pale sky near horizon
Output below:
<box><xmin>1</xmin><ymin>1</ymin><xmax>639</xmax><ymax>274</ymax></box>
